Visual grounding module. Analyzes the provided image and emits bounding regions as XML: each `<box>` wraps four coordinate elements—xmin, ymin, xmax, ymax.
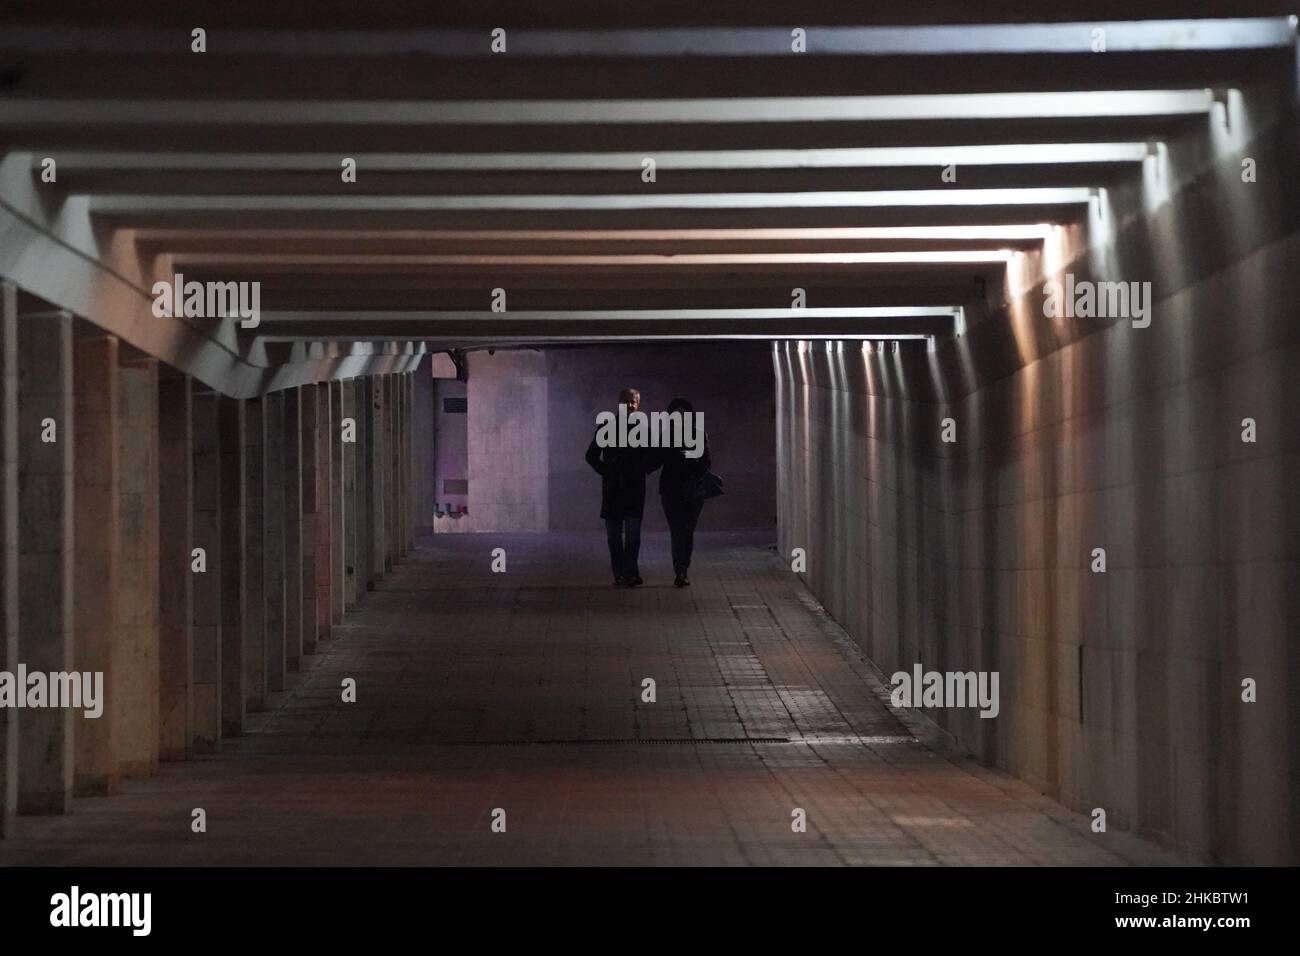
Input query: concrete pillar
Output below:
<box><xmin>72</xmin><ymin>330</ymin><xmax>120</xmax><ymax>795</ymax></box>
<box><xmin>262</xmin><ymin>390</ymin><xmax>285</xmax><ymax>693</ymax></box>
<box><xmin>158</xmin><ymin>370</ymin><xmax>193</xmax><ymax>761</ymax></box>
<box><xmin>403</xmin><ymin>372</ymin><xmax>414</xmax><ymax>554</ymax></box>
<box><xmin>342</xmin><ymin>380</ymin><xmax>359</xmax><ymax>607</ymax></box>
<box><xmin>365</xmin><ymin>376</ymin><xmax>385</xmax><ymax>588</ymax></box>
<box><xmin>313</xmin><ymin>383</ymin><xmax>333</xmax><ymax>642</ymax></box>
<box><xmin>299</xmin><ymin>385</ymin><xmax>320</xmax><ymax>657</ymax></box>
<box><xmin>0</xmin><ymin>284</ymin><xmax>18</xmax><ymax>835</ymax></box>
<box><xmin>384</xmin><ymin>375</ymin><xmax>398</xmax><ymax>571</ymax></box>
<box><xmin>411</xmin><ymin>361</ymin><xmax>435</xmax><ymax>538</ymax></box>
<box><xmin>282</xmin><ymin>386</ymin><xmax>303</xmax><ymax>671</ymax></box>
<box><xmin>115</xmin><ymin>352</ymin><xmax>159</xmax><ymax>778</ymax></box>
<box><xmin>396</xmin><ymin>372</ymin><xmax>405</xmax><ymax>555</ymax></box>
<box><xmin>16</xmin><ymin>309</ymin><xmax>74</xmax><ymax>813</ymax></box>
<box><xmin>243</xmin><ymin>397</ymin><xmax>265</xmax><ymax>711</ymax></box>
<box><xmin>396</xmin><ymin>373</ymin><xmax>405</xmax><ymax>557</ymax></box>
<box><xmin>189</xmin><ymin>387</ymin><xmax>221</xmax><ymax>753</ymax></box>
<box><xmin>328</xmin><ymin>381</ymin><xmax>345</xmax><ymax>624</ymax></box>
<box><xmin>379</xmin><ymin>376</ymin><xmax>389</xmax><ymax>570</ymax></box>
<box><xmin>355</xmin><ymin>378</ymin><xmax>373</xmax><ymax>594</ymax></box>
<box><xmin>392</xmin><ymin>375</ymin><xmax>403</xmax><ymax>560</ymax></box>
<box><xmin>218</xmin><ymin>396</ymin><xmax>245</xmax><ymax>737</ymax></box>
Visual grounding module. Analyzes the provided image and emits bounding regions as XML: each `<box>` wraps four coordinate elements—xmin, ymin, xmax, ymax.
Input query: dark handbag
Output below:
<box><xmin>684</xmin><ymin>470</ymin><xmax>724</xmax><ymax>503</ymax></box>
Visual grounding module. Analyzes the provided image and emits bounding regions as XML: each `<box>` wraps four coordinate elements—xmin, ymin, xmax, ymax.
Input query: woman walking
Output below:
<box><xmin>658</xmin><ymin>397</ymin><xmax>711</xmax><ymax>587</ymax></box>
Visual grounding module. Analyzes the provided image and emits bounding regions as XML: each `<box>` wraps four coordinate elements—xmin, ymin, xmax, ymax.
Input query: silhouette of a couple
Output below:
<box><xmin>584</xmin><ymin>387</ymin><xmax>715</xmax><ymax>588</ymax></box>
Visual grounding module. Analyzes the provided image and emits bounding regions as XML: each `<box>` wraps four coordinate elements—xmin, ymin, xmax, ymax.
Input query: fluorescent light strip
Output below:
<box><xmin>6</xmin><ymin>91</ymin><xmax>1214</xmax><ymax>126</ymax></box>
<box><xmin>93</xmin><ymin>189</ymin><xmax>1093</xmax><ymax>212</ymax></box>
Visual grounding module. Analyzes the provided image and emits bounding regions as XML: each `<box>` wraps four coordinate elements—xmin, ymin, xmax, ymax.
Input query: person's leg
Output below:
<box><xmin>604</xmin><ymin>517</ymin><xmax>625</xmax><ymax>582</ymax></box>
<box><xmin>680</xmin><ymin>500</ymin><xmax>704</xmax><ymax>574</ymax></box>
<box><xmin>624</xmin><ymin>515</ymin><xmax>642</xmax><ymax>582</ymax></box>
<box><xmin>663</xmin><ymin>497</ymin><xmax>689</xmax><ymax>576</ymax></box>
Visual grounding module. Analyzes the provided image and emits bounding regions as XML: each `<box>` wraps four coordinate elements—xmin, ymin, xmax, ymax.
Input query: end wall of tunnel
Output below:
<box><xmin>775</xmin><ymin>89</ymin><xmax>1300</xmax><ymax>866</ymax></box>
<box><xmin>440</xmin><ymin>343</ymin><xmax>777</xmax><ymax>533</ymax></box>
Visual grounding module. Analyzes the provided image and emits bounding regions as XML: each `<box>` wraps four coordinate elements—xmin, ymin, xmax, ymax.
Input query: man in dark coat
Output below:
<box><xmin>585</xmin><ymin>387</ymin><xmax>659</xmax><ymax>587</ymax></box>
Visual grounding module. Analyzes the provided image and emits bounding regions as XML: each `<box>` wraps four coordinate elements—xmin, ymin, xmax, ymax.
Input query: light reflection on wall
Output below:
<box><xmin>1141</xmin><ymin>140</ymin><xmax>1172</xmax><ymax>215</ymax></box>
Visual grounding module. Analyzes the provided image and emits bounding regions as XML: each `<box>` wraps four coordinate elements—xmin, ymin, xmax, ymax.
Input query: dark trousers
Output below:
<box><xmin>604</xmin><ymin>516</ymin><xmax>642</xmax><ymax>580</ymax></box>
<box><xmin>662</xmin><ymin>496</ymin><xmax>704</xmax><ymax>575</ymax></box>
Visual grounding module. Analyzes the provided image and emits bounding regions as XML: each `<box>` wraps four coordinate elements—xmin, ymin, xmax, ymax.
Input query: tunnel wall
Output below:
<box><xmin>776</xmin><ymin>94</ymin><xmax>1299</xmax><ymax>864</ymax></box>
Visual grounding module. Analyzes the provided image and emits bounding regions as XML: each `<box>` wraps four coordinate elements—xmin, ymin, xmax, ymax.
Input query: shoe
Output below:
<box><xmin>627</xmin><ymin>576</ymin><xmax>643</xmax><ymax>588</ymax></box>
<box><xmin>674</xmin><ymin>573</ymin><xmax>691</xmax><ymax>587</ymax></box>
<box><xmin>613</xmin><ymin>576</ymin><xmax>627</xmax><ymax>587</ymax></box>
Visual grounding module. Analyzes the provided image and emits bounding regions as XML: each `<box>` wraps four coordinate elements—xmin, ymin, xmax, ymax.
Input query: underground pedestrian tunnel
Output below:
<box><xmin>0</xmin><ymin>7</ymin><xmax>1297</xmax><ymax>867</ymax></box>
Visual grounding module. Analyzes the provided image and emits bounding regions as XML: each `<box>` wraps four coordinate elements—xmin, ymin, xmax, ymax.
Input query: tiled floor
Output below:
<box><xmin>0</xmin><ymin>531</ymin><xmax>1176</xmax><ymax>866</ymax></box>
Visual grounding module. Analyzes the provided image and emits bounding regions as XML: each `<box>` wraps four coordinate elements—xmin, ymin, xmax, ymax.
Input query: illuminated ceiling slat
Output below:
<box><xmin>263</xmin><ymin>308</ymin><xmax>959</xmax><ymax>321</ymax></box>
<box><xmin>136</xmin><ymin>226</ymin><xmax>1057</xmax><ymax>242</ymax></box>
<box><xmin>49</xmin><ymin>144</ymin><xmax>1150</xmax><ymax>172</ymax></box>
<box><xmin>2</xmin><ymin>91</ymin><xmax>1214</xmax><ymax>126</ymax></box>
<box><xmin>264</xmin><ymin>334</ymin><xmax>938</xmax><ymax>342</ymax></box>
<box><xmin>92</xmin><ymin>189</ymin><xmax>1094</xmax><ymax>213</ymax></box>
<box><xmin>170</xmin><ymin>251</ymin><xmax>1017</xmax><ymax>265</ymax></box>
<box><xmin>3</xmin><ymin>19</ymin><xmax>1293</xmax><ymax>56</ymax></box>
